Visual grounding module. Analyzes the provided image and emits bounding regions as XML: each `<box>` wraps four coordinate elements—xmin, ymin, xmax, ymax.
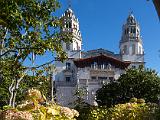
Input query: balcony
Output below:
<box><xmin>78</xmin><ymin>79</ymin><xmax>110</xmax><ymax>86</ymax></box>
<box><xmin>89</xmin><ymin>68</ymin><xmax>115</xmax><ymax>76</ymax></box>
<box><xmin>55</xmin><ymin>80</ymin><xmax>77</xmax><ymax>87</ymax></box>
<box><xmin>63</xmin><ymin>69</ymin><xmax>73</xmax><ymax>76</ymax></box>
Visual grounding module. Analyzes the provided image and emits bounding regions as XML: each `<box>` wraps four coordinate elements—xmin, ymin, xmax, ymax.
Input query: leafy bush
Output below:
<box><xmin>77</xmin><ymin>98</ymin><xmax>160</xmax><ymax>120</ymax></box>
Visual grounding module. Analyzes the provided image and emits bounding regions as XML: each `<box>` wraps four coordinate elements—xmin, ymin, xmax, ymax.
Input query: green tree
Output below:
<box><xmin>0</xmin><ymin>62</ymin><xmax>53</xmax><ymax>109</ymax></box>
<box><xmin>0</xmin><ymin>0</ymin><xmax>72</xmax><ymax>108</ymax></box>
<box><xmin>96</xmin><ymin>67</ymin><xmax>160</xmax><ymax>107</ymax></box>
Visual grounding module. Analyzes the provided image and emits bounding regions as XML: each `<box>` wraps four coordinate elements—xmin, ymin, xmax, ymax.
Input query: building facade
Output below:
<box><xmin>54</xmin><ymin>8</ymin><xmax>144</xmax><ymax>106</ymax></box>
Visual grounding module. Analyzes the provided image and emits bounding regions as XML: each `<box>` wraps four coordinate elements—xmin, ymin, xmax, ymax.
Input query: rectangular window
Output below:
<box><xmin>66</xmin><ymin>62</ymin><xmax>71</xmax><ymax>70</ymax></box>
<box><xmin>139</xmin><ymin>46</ymin><xmax>142</xmax><ymax>54</ymax></box>
<box><xmin>132</xmin><ymin>65</ymin><xmax>136</xmax><ymax>69</ymax></box>
<box><xmin>91</xmin><ymin>76</ymin><xmax>96</xmax><ymax>79</ymax></box>
<box><xmin>98</xmin><ymin>77</ymin><xmax>108</xmax><ymax>80</ymax></box>
<box><xmin>69</xmin><ymin>22</ymin><xmax>72</xmax><ymax>28</ymax></box>
<box><xmin>132</xmin><ymin>44</ymin><xmax>135</xmax><ymax>54</ymax></box>
<box><xmin>98</xmin><ymin>64</ymin><xmax>101</xmax><ymax>69</ymax></box>
<box><xmin>66</xmin><ymin>77</ymin><xmax>71</xmax><ymax>82</ymax></box>
<box><xmin>66</xmin><ymin>43</ymin><xmax>70</xmax><ymax>50</ymax></box>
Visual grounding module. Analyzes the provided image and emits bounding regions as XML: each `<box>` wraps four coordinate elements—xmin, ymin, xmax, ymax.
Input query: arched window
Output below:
<box><xmin>66</xmin><ymin>62</ymin><xmax>71</xmax><ymax>70</ymax></box>
<box><xmin>131</xmin><ymin>28</ymin><xmax>133</xmax><ymax>33</ymax></box>
<box><xmin>107</xmin><ymin>63</ymin><xmax>112</xmax><ymax>70</ymax></box>
<box><xmin>133</xmin><ymin>28</ymin><xmax>136</xmax><ymax>33</ymax></box>
<box><xmin>132</xmin><ymin>44</ymin><xmax>135</xmax><ymax>54</ymax></box>
<box><xmin>69</xmin><ymin>22</ymin><xmax>72</xmax><ymax>28</ymax></box>
<box><xmin>94</xmin><ymin>62</ymin><xmax>97</xmax><ymax>69</ymax></box>
<box><xmin>66</xmin><ymin>23</ymin><xmax>69</xmax><ymax>28</ymax></box>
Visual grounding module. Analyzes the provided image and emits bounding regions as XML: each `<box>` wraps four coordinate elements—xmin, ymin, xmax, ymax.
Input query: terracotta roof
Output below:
<box><xmin>153</xmin><ymin>0</ymin><xmax>160</xmax><ymax>18</ymax></box>
<box><xmin>74</xmin><ymin>54</ymin><xmax>131</xmax><ymax>69</ymax></box>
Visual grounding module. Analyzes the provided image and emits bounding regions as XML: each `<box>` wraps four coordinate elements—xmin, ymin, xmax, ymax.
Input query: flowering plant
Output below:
<box><xmin>0</xmin><ymin>89</ymin><xmax>79</xmax><ymax>120</ymax></box>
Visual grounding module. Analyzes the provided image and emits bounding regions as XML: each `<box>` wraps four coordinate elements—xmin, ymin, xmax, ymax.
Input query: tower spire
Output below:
<box><xmin>129</xmin><ymin>8</ymin><xmax>133</xmax><ymax>15</ymax></box>
<box><xmin>68</xmin><ymin>0</ymin><xmax>71</xmax><ymax>8</ymax></box>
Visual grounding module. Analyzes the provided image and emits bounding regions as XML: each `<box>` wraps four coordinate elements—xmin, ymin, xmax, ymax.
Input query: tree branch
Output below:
<box><xmin>0</xmin><ymin>50</ymin><xmax>17</xmax><ymax>58</ymax></box>
<box><xmin>0</xmin><ymin>27</ymin><xmax>8</xmax><ymax>55</ymax></box>
<box><xmin>26</xmin><ymin>59</ymin><xmax>56</xmax><ymax>69</ymax></box>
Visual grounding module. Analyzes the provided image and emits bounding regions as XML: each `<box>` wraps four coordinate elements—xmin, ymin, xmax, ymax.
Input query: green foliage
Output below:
<box><xmin>0</xmin><ymin>0</ymin><xmax>72</xmax><ymax>107</ymax></box>
<box><xmin>0</xmin><ymin>69</ymin><xmax>51</xmax><ymax>108</ymax></box>
<box><xmin>2</xmin><ymin>105</ymin><xmax>13</xmax><ymax>110</ymax></box>
<box><xmin>0</xmin><ymin>0</ymin><xmax>71</xmax><ymax>60</ymax></box>
<box><xmin>77</xmin><ymin>98</ymin><xmax>160</xmax><ymax>120</ymax></box>
<box><xmin>0</xmin><ymin>58</ymin><xmax>25</xmax><ymax>108</ymax></box>
<box><xmin>77</xmin><ymin>106</ymin><xmax>108</xmax><ymax>120</ymax></box>
<box><xmin>72</xmin><ymin>87</ymin><xmax>89</xmax><ymax>109</ymax></box>
<box><xmin>107</xmin><ymin>100</ymin><xmax>158</xmax><ymax>120</ymax></box>
<box><xmin>96</xmin><ymin>67</ymin><xmax>160</xmax><ymax>107</ymax></box>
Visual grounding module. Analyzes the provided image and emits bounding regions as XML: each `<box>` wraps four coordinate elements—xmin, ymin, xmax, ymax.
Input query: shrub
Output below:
<box><xmin>0</xmin><ymin>89</ymin><xmax>79</xmax><ymax>120</ymax></box>
<box><xmin>77</xmin><ymin>98</ymin><xmax>160</xmax><ymax>120</ymax></box>
<box><xmin>0</xmin><ymin>109</ymin><xmax>33</xmax><ymax>120</ymax></box>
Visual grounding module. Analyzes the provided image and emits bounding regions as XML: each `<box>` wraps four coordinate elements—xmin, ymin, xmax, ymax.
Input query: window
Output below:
<box><xmin>91</xmin><ymin>76</ymin><xmax>96</xmax><ymax>79</ymax></box>
<box><xmin>132</xmin><ymin>44</ymin><xmax>135</xmax><ymax>54</ymax></box>
<box><xmin>91</xmin><ymin>64</ymin><xmax>94</xmax><ymax>69</ymax></box>
<box><xmin>66</xmin><ymin>77</ymin><xmax>71</xmax><ymax>82</ymax></box>
<box><xmin>98</xmin><ymin>77</ymin><xmax>108</xmax><ymax>80</ymax></box>
<box><xmin>132</xmin><ymin>65</ymin><xmax>136</xmax><ymax>69</ymax></box>
<box><xmin>109</xmin><ymin>77</ymin><xmax>114</xmax><ymax>81</ymax></box>
<box><xmin>93</xmin><ymin>62</ymin><xmax>97</xmax><ymax>69</ymax></box>
<box><xmin>125</xmin><ymin>29</ymin><xmax>127</xmax><ymax>35</ymax></box>
<box><xmin>66</xmin><ymin>23</ymin><xmax>69</xmax><ymax>28</ymax></box>
<box><xmin>66</xmin><ymin>22</ymin><xmax>72</xmax><ymax>28</ymax></box>
<box><xmin>66</xmin><ymin>43</ymin><xmax>70</xmax><ymax>50</ymax></box>
<box><xmin>76</xmin><ymin>42</ymin><xmax>79</xmax><ymax>50</ymax></box>
<box><xmin>123</xmin><ymin>45</ymin><xmax>128</xmax><ymax>54</ymax></box>
<box><xmin>133</xmin><ymin>28</ymin><xmax>136</xmax><ymax>33</ymax></box>
<box><xmin>98</xmin><ymin>64</ymin><xmax>101</xmax><ymax>69</ymax></box>
<box><xmin>131</xmin><ymin>28</ymin><xmax>133</xmax><ymax>33</ymax></box>
<box><xmin>66</xmin><ymin>62</ymin><xmax>71</xmax><ymax>70</ymax></box>
<box><xmin>101</xmin><ymin>64</ymin><xmax>105</xmax><ymax>69</ymax></box>
<box><xmin>139</xmin><ymin>46</ymin><xmax>142</xmax><ymax>54</ymax></box>
<box><xmin>137</xmin><ymin>29</ymin><xmax>139</xmax><ymax>35</ymax></box>
<box><xmin>127</xmin><ymin>28</ymin><xmax>129</xmax><ymax>34</ymax></box>
<box><xmin>69</xmin><ymin>22</ymin><xmax>72</xmax><ymax>28</ymax></box>
<box><xmin>68</xmin><ymin>13</ymin><xmax>71</xmax><ymax>17</ymax></box>
<box><xmin>107</xmin><ymin>63</ymin><xmax>112</xmax><ymax>70</ymax></box>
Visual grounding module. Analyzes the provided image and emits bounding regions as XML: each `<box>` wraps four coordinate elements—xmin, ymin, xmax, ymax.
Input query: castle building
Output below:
<box><xmin>54</xmin><ymin>7</ymin><xmax>144</xmax><ymax>106</ymax></box>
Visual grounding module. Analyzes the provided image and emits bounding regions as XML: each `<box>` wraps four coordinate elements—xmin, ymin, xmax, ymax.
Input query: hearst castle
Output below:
<box><xmin>54</xmin><ymin>7</ymin><xmax>144</xmax><ymax>106</ymax></box>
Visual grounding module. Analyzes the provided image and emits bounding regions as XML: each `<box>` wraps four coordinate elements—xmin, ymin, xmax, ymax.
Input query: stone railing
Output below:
<box><xmin>55</xmin><ymin>81</ymin><xmax>77</xmax><ymax>87</ymax></box>
<box><xmin>78</xmin><ymin>79</ymin><xmax>110</xmax><ymax>85</ymax></box>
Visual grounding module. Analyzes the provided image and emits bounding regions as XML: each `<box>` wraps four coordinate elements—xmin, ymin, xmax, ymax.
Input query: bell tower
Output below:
<box><xmin>119</xmin><ymin>13</ymin><xmax>144</xmax><ymax>68</ymax></box>
<box><xmin>60</xmin><ymin>6</ymin><xmax>82</xmax><ymax>58</ymax></box>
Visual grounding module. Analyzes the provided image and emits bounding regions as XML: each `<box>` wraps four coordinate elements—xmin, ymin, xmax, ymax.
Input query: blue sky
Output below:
<box><xmin>57</xmin><ymin>0</ymin><xmax>160</xmax><ymax>73</ymax></box>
